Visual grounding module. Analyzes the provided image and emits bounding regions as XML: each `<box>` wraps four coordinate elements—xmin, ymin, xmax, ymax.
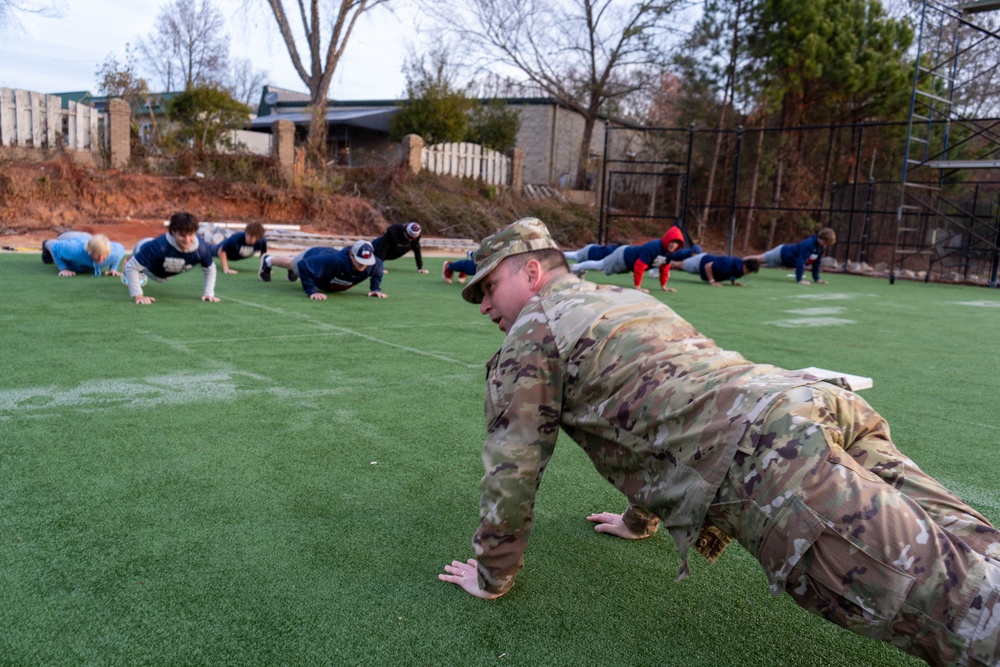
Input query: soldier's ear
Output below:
<box><xmin>524</xmin><ymin>259</ymin><xmax>545</xmax><ymax>290</ymax></box>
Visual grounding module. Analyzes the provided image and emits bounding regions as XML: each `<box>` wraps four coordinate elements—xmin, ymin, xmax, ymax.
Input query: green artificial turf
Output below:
<box><xmin>2</xmin><ymin>252</ymin><xmax>998</xmax><ymax>666</ymax></box>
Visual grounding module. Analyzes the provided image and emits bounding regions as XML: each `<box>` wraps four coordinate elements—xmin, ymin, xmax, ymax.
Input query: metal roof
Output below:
<box><xmin>959</xmin><ymin>0</ymin><xmax>1000</xmax><ymax>13</ymax></box>
<box><xmin>248</xmin><ymin>107</ymin><xmax>399</xmax><ymax>133</ymax></box>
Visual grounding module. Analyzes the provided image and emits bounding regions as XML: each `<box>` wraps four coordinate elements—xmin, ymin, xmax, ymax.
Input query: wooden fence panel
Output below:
<box><xmin>75</xmin><ymin>99</ymin><xmax>87</xmax><ymax>150</ymax></box>
<box><xmin>421</xmin><ymin>141</ymin><xmax>511</xmax><ymax>186</ymax></box>
<box><xmin>89</xmin><ymin>106</ymin><xmax>99</xmax><ymax>151</ymax></box>
<box><xmin>15</xmin><ymin>89</ymin><xmax>32</xmax><ymax>146</ymax></box>
<box><xmin>0</xmin><ymin>87</ymin><xmax>109</xmax><ymax>153</ymax></box>
<box><xmin>45</xmin><ymin>94</ymin><xmax>60</xmax><ymax>147</ymax></box>
<box><xmin>30</xmin><ymin>91</ymin><xmax>45</xmax><ymax>146</ymax></box>
<box><xmin>0</xmin><ymin>88</ymin><xmax>14</xmax><ymax>146</ymax></box>
<box><xmin>65</xmin><ymin>100</ymin><xmax>77</xmax><ymax>149</ymax></box>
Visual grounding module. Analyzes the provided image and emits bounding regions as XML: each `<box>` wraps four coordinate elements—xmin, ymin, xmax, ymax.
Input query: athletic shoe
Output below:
<box><xmin>120</xmin><ymin>272</ymin><xmax>148</xmax><ymax>287</ymax></box>
<box><xmin>287</xmin><ymin>269</ymin><xmax>298</xmax><ymax>283</ymax></box>
<box><xmin>442</xmin><ymin>261</ymin><xmax>453</xmax><ymax>284</ymax></box>
<box><xmin>41</xmin><ymin>241</ymin><xmax>54</xmax><ymax>264</ymax></box>
<box><xmin>457</xmin><ymin>272</ymin><xmax>467</xmax><ymax>284</ymax></box>
<box><xmin>259</xmin><ymin>254</ymin><xmax>272</xmax><ymax>282</ymax></box>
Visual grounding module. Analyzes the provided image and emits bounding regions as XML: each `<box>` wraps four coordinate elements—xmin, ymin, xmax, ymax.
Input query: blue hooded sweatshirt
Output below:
<box><xmin>779</xmin><ymin>234</ymin><xmax>826</xmax><ymax>282</ymax></box>
<box><xmin>50</xmin><ymin>237</ymin><xmax>126</xmax><ymax>276</ymax></box>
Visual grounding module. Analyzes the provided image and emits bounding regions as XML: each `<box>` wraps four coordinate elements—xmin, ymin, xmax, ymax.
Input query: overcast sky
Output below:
<box><xmin>0</xmin><ymin>0</ymin><xmax>424</xmax><ymax>103</ymax></box>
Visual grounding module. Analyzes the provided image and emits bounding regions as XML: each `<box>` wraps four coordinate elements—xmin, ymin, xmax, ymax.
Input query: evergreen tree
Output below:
<box><xmin>390</xmin><ymin>50</ymin><xmax>474</xmax><ymax>145</ymax></box>
<box><xmin>166</xmin><ymin>85</ymin><xmax>251</xmax><ymax>151</ymax></box>
<box><xmin>465</xmin><ymin>100</ymin><xmax>521</xmax><ymax>152</ymax></box>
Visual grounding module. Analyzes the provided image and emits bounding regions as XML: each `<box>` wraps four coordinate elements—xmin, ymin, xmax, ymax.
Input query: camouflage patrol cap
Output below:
<box><xmin>461</xmin><ymin>217</ymin><xmax>560</xmax><ymax>304</ymax></box>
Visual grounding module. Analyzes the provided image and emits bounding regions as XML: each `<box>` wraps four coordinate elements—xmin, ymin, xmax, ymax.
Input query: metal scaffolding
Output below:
<box><xmin>893</xmin><ymin>0</ymin><xmax>1000</xmax><ymax>286</ymax></box>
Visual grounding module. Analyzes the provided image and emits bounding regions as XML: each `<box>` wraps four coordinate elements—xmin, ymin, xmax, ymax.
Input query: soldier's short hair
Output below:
<box><xmin>504</xmin><ymin>249</ymin><xmax>569</xmax><ymax>275</ymax></box>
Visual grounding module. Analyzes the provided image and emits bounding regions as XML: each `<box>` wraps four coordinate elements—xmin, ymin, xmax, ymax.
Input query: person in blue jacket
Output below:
<box><xmin>259</xmin><ymin>240</ymin><xmax>387</xmax><ymax>300</ymax></box>
<box><xmin>671</xmin><ymin>253</ymin><xmax>760</xmax><ymax>287</ymax></box>
<box><xmin>41</xmin><ymin>231</ymin><xmax>126</xmax><ymax>278</ymax></box>
<box><xmin>562</xmin><ymin>241</ymin><xmax>625</xmax><ymax>263</ymax></box>
<box><xmin>570</xmin><ymin>226</ymin><xmax>689</xmax><ymax>292</ymax></box>
<box><xmin>122</xmin><ymin>212</ymin><xmax>219</xmax><ymax>306</ymax></box>
<box><xmin>211</xmin><ymin>222</ymin><xmax>267</xmax><ymax>274</ymax></box>
<box><xmin>746</xmin><ymin>228</ymin><xmax>836</xmax><ymax>284</ymax></box>
<box><xmin>442</xmin><ymin>250</ymin><xmax>477</xmax><ymax>284</ymax></box>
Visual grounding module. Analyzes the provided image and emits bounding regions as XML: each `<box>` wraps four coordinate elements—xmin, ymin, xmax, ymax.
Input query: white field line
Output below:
<box><xmin>784</xmin><ymin>292</ymin><xmax>879</xmax><ymax>301</ymax></box>
<box><xmin>783</xmin><ymin>307</ymin><xmax>847</xmax><ymax>316</ymax></box>
<box><xmin>0</xmin><ymin>370</ymin><xmax>351</xmax><ymax>419</ymax></box>
<box><xmin>225</xmin><ymin>297</ymin><xmax>482</xmax><ymax>368</ymax></box>
<box><xmin>768</xmin><ymin>317</ymin><xmax>857</xmax><ymax>328</ymax></box>
<box><xmin>896</xmin><ymin>408</ymin><xmax>1000</xmax><ymax>432</ymax></box>
<box><xmin>952</xmin><ymin>301</ymin><xmax>1000</xmax><ymax>308</ymax></box>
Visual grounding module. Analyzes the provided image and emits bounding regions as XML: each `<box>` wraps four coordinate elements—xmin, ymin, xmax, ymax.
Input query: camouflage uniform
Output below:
<box><xmin>465</xmin><ymin>219</ymin><xmax>999</xmax><ymax>666</ymax></box>
<box><xmin>707</xmin><ymin>383</ymin><xmax>1000</xmax><ymax>666</ymax></box>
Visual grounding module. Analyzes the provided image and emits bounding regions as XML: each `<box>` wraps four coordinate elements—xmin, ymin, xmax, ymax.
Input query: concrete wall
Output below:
<box><xmin>516</xmin><ymin>103</ymin><xmax>608</xmax><ymax>188</ymax></box>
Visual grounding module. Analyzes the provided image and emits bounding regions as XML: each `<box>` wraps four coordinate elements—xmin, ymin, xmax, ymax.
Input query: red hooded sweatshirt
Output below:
<box><xmin>626</xmin><ymin>226</ymin><xmax>686</xmax><ymax>289</ymax></box>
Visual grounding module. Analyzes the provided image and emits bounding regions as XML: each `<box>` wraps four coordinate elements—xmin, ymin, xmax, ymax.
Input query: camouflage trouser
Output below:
<box><xmin>706</xmin><ymin>383</ymin><xmax>1000</xmax><ymax>666</ymax></box>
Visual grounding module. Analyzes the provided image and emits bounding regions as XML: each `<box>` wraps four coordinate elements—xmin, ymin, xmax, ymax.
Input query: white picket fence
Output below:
<box><xmin>0</xmin><ymin>87</ymin><xmax>108</xmax><ymax>152</ymax></box>
<box><xmin>421</xmin><ymin>142</ymin><xmax>510</xmax><ymax>186</ymax></box>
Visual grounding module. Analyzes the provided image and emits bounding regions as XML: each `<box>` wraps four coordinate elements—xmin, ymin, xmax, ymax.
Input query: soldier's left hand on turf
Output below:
<box><xmin>438</xmin><ymin>559</ymin><xmax>502</xmax><ymax>599</ymax></box>
<box><xmin>586</xmin><ymin>512</ymin><xmax>648</xmax><ymax>540</ymax></box>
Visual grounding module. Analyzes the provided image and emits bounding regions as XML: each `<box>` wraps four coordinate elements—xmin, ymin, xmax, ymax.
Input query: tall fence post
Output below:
<box><xmin>860</xmin><ymin>177</ymin><xmax>875</xmax><ymax>266</ymax></box>
<box><xmin>507</xmin><ymin>147</ymin><xmax>524</xmax><ymax>192</ymax></box>
<box><xmin>598</xmin><ymin>120</ymin><xmax>611</xmax><ymax>244</ymax></box>
<box><xmin>107</xmin><ymin>98</ymin><xmax>131</xmax><ymax>168</ymax></box>
<box><xmin>990</xmin><ymin>192</ymin><xmax>1000</xmax><ymax>288</ymax></box>
<box><xmin>272</xmin><ymin>119</ymin><xmax>295</xmax><ymax>183</ymax></box>
<box><xmin>401</xmin><ymin>134</ymin><xmax>424</xmax><ymax>174</ymax></box>
<box><xmin>682</xmin><ymin>124</ymin><xmax>695</xmax><ymax>235</ymax></box>
<box><xmin>726</xmin><ymin>125</ymin><xmax>743</xmax><ymax>256</ymax></box>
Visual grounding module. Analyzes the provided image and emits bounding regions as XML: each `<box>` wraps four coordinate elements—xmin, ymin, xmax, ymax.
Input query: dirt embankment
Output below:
<box><xmin>0</xmin><ymin>158</ymin><xmax>388</xmax><ymax>250</ymax></box>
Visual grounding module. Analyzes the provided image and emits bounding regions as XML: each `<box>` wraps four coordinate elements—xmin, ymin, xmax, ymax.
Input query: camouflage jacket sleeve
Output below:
<box><xmin>473</xmin><ymin>307</ymin><xmax>564</xmax><ymax>596</ymax></box>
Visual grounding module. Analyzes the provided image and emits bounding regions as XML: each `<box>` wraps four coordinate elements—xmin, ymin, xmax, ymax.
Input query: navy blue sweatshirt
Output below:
<box><xmin>698</xmin><ymin>255</ymin><xmax>747</xmax><ymax>283</ymax></box>
<box><xmin>134</xmin><ymin>234</ymin><xmax>214</xmax><ymax>279</ymax></box>
<box><xmin>212</xmin><ymin>232</ymin><xmax>267</xmax><ymax>262</ymax></box>
<box><xmin>297</xmin><ymin>246</ymin><xmax>383</xmax><ymax>296</ymax></box>
<box><xmin>779</xmin><ymin>235</ymin><xmax>825</xmax><ymax>282</ymax></box>
<box><xmin>372</xmin><ymin>224</ymin><xmax>423</xmax><ymax>270</ymax></box>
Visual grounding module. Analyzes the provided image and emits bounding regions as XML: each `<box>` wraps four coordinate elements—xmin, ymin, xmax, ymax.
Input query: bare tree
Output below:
<box><xmin>245</xmin><ymin>0</ymin><xmax>391</xmax><ymax>167</ymax></box>
<box><xmin>138</xmin><ymin>0</ymin><xmax>230</xmax><ymax>91</ymax></box>
<box><xmin>425</xmin><ymin>0</ymin><xmax>688</xmax><ymax>189</ymax></box>
<box><xmin>0</xmin><ymin>0</ymin><xmax>59</xmax><ymax>31</ymax></box>
<box><xmin>95</xmin><ymin>44</ymin><xmax>162</xmax><ymax>149</ymax></box>
<box><xmin>226</xmin><ymin>57</ymin><xmax>269</xmax><ymax>108</ymax></box>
